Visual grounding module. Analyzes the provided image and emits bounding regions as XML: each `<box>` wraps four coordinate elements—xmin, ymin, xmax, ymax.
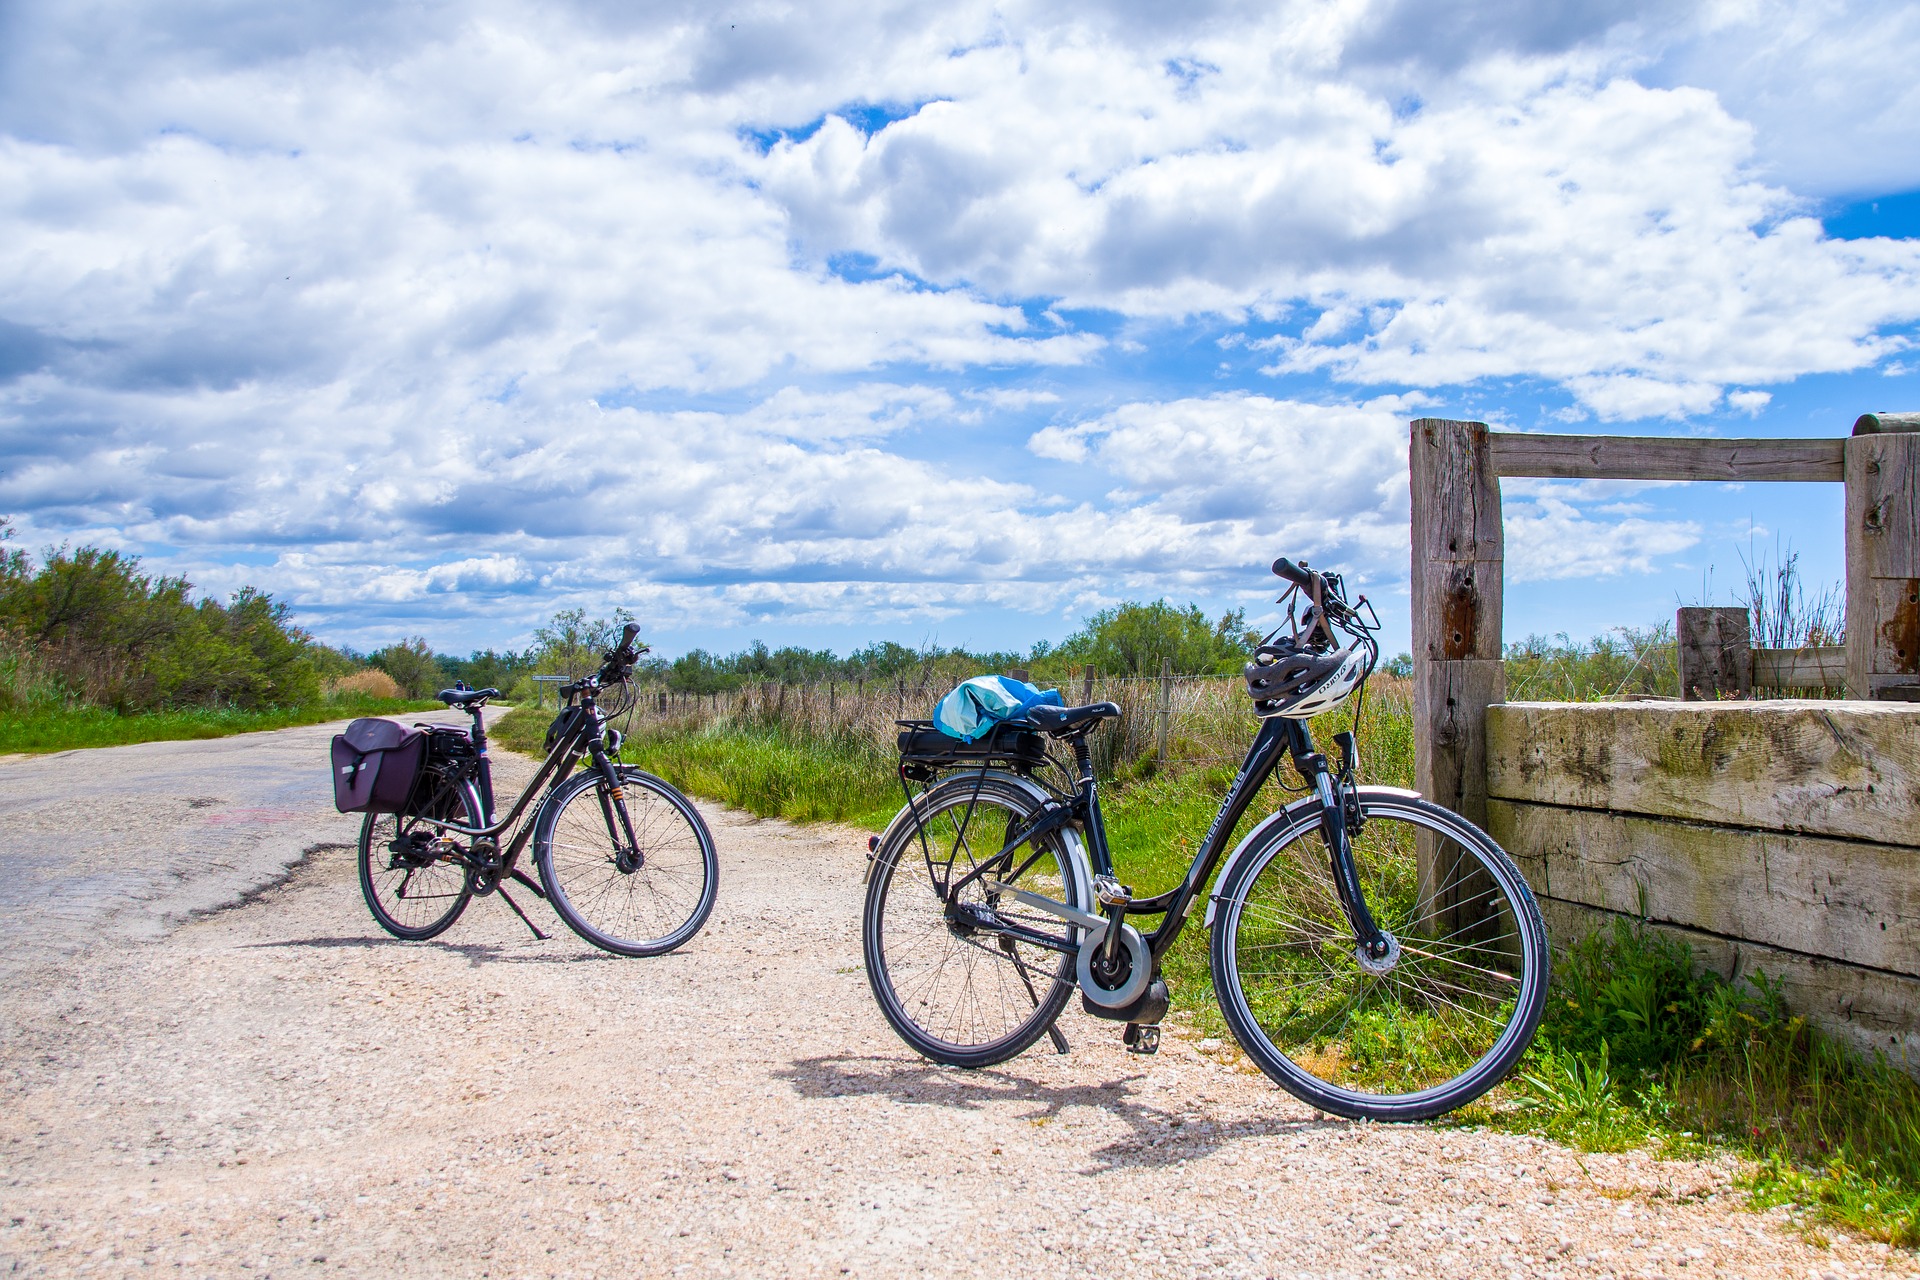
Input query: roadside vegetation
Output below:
<box><xmin>0</xmin><ymin>525</ymin><xmax>443</xmax><ymax>752</ymax></box>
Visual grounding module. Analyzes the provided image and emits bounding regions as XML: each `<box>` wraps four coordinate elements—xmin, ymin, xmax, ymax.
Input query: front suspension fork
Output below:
<box><xmin>587</xmin><ymin>742</ymin><xmax>642</xmax><ymax>867</ymax></box>
<box><xmin>1312</xmin><ymin>763</ymin><xmax>1390</xmax><ymax>960</ymax></box>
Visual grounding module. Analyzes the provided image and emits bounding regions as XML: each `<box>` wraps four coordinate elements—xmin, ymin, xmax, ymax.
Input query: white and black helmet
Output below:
<box><xmin>1244</xmin><ymin>637</ymin><xmax>1371</xmax><ymax>720</ymax></box>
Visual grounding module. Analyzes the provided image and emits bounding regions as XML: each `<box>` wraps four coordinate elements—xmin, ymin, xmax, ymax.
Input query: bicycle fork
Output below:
<box><xmin>588</xmin><ymin>741</ymin><xmax>644</xmax><ymax>873</ymax></box>
<box><xmin>1311</xmin><ymin>734</ymin><xmax>1395</xmax><ymax>970</ymax></box>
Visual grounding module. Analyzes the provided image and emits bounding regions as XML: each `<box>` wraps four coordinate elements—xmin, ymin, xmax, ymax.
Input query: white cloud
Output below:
<box><xmin>0</xmin><ymin>0</ymin><xmax>1914</xmax><ymax>650</ymax></box>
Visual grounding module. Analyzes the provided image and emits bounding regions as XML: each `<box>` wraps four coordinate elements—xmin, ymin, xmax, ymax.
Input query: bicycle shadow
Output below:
<box><xmin>247</xmin><ymin>936</ymin><xmax>649</xmax><ymax>968</ymax></box>
<box><xmin>773</xmin><ymin>1052</ymin><xmax>1333</xmax><ymax>1173</ymax></box>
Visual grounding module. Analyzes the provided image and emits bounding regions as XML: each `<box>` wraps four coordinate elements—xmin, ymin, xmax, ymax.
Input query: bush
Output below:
<box><xmin>328</xmin><ymin>669</ymin><xmax>403</xmax><ymax>699</ymax></box>
<box><xmin>0</xmin><ymin>528</ymin><xmax>323</xmax><ymax>712</ymax></box>
<box><xmin>370</xmin><ymin>637</ymin><xmax>440</xmax><ymax>698</ymax></box>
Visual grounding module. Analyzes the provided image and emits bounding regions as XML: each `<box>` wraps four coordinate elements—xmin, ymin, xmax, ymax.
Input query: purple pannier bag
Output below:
<box><xmin>330</xmin><ymin>718</ymin><xmax>427</xmax><ymax>814</ymax></box>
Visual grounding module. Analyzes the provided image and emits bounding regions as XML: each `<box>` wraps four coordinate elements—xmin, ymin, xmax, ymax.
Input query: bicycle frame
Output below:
<box><xmin>941</xmin><ymin>711</ymin><xmax>1386</xmax><ymax>965</ymax></box>
<box><xmin>404</xmin><ymin>695</ymin><xmax>632</xmax><ymax>876</ymax></box>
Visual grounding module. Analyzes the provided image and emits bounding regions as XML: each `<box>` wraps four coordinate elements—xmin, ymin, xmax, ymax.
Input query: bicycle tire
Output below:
<box><xmin>532</xmin><ymin>765</ymin><xmax>718</xmax><ymax>957</ymax></box>
<box><xmin>863</xmin><ymin>775</ymin><xmax>1086</xmax><ymax>1068</ymax></box>
<box><xmin>1210</xmin><ymin>789</ymin><xmax>1548</xmax><ymax>1121</ymax></box>
<box><xmin>358</xmin><ymin>775</ymin><xmax>480</xmax><ymax>941</ymax></box>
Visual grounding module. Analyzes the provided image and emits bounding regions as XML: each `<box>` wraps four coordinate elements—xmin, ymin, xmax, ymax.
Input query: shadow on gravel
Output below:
<box><xmin>246</xmin><ymin>935</ymin><xmax>647</xmax><ymax>968</ymax></box>
<box><xmin>776</xmin><ymin>1053</ymin><xmax>1329</xmax><ymax>1172</ymax></box>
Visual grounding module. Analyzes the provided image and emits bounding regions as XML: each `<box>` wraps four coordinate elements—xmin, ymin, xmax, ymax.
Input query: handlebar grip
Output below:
<box><xmin>619</xmin><ymin>622</ymin><xmax>640</xmax><ymax>648</ymax></box>
<box><xmin>1272</xmin><ymin>557</ymin><xmax>1316</xmax><ymax>589</ymax></box>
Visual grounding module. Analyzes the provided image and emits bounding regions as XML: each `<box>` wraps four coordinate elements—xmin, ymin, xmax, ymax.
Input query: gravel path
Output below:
<box><xmin>0</xmin><ymin>737</ymin><xmax>1914</xmax><ymax>1278</ymax></box>
<box><xmin>0</xmin><ymin>711</ymin><xmax>481</xmax><ymax>978</ymax></box>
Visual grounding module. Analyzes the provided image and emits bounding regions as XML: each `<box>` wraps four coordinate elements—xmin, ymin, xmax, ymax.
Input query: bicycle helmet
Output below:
<box><xmin>1244</xmin><ymin>636</ymin><xmax>1371</xmax><ymax>720</ymax></box>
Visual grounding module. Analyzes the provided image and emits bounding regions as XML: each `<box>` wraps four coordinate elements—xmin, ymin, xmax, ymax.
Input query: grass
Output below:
<box><xmin>0</xmin><ymin>692</ymin><xmax>442</xmax><ymax>754</ymax></box>
<box><xmin>1487</xmin><ymin>921</ymin><xmax>1920</xmax><ymax>1247</ymax></box>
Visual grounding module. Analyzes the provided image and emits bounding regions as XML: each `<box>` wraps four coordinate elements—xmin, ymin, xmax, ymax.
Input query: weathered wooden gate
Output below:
<box><xmin>1409</xmin><ymin>415</ymin><xmax>1920</xmax><ymax>1066</ymax></box>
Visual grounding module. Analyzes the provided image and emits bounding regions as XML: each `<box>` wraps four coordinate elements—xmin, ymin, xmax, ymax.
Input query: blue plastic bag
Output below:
<box><xmin>932</xmin><ymin>676</ymin><xmax>1064</xmax><ymax>742</ymax></box>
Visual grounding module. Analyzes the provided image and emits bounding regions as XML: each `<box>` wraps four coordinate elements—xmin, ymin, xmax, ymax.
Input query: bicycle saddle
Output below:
<box><xmin>438</xmin><ymin>686</ymin><xmax>499</xmax><ymax>707</ymax></box>
<box><xmin>1023</xmin><ymin>701</ymin><xmax>1121</xmax><ymax>736</ymax></box>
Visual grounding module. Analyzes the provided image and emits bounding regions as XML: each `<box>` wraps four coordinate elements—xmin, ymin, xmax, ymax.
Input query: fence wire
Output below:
<box><xmin>614</xmin><ymin>672</ymin><xmax>1416</xmax><ymax>784</ymax></box>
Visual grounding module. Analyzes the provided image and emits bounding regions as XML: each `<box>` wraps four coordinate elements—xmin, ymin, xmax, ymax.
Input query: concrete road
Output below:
<box><xmin>0</xmin><ymin>710</ymin><xmax>483</xmax><ymax>977</ymax></box>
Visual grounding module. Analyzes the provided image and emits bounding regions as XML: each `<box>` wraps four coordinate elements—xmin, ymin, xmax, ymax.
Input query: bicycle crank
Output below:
<box><xmin>985</xmin><ymin>880</ymin><xmax>1153</xmax><ymax>1011</ymax></box>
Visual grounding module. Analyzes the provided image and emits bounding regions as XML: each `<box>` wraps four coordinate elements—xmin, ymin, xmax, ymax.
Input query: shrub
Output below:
<box><xmin>328</xmin><ymin>669</ymin><xmax>403</xmax><ymax>699</ymax></box>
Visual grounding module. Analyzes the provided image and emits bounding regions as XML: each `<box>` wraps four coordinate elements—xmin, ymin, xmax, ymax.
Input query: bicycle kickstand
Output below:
<box><xmin>496</xmin><ymin>886</ymin><xmax>550</xmax><ymax>941</ymax></box>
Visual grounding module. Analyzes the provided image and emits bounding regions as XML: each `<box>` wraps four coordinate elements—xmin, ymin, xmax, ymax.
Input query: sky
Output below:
<box><xmin>2</xmin><ymin>0</ymin><xmax>1918</xmax><ymax>662</ymax></box>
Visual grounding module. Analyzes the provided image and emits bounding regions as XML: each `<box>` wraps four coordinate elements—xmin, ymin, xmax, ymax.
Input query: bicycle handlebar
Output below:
<box><xmin>1272</xmin><ymin>557</ymin><xmax>1315</xmax><ymax>589</ymax></box>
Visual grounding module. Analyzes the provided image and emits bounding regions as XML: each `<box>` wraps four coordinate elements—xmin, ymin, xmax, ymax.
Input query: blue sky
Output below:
<box><xmin>2</xmin><ymin>0</ymin><xmax>1918</xmax><ymax>662</ymax></box>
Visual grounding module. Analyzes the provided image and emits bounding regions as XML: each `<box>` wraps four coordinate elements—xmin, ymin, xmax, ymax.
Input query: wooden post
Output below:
<box><xmin>1155</xmin><ymin>657</ymin><xmax>1173</xmax><ymax>763</ymax></box>
<box><xmin>1081</xmin><ymin>664</ymin><xmax>1094</xmax><ymax>706</ymax></box>
<box><xmin>1845</xmin><ymin>425</ymin><xmax>1920</xmax><ymax>700</ymax></box>
<box><xmin>1410</xmin><ymin>418</ymin><xmax>1506</xmax><ymax>938</ymax></box>
<box><xmin>1411</xmin><ymin>418</ymin><xmax>1505</xmax><ymax>822</ymax></box>
<box><xmin>1676</xmin><ymin>607</ymin><xmax>1753</xmax><ymax>700</ymax></box>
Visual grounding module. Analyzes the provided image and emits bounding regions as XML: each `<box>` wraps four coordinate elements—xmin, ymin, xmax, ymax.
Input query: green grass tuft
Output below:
<box><xmin>0</xmin><ymin>692</ymin><xmax>442</xmax><ymax>754</ymax></box>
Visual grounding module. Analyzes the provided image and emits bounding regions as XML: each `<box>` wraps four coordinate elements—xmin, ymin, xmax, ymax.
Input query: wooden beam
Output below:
<box><xmin>1491</xmin><ymin>799</ymin><xmax>1920</xmax><ymax>978</ymax></box>
<box><xmin>1530</xmin><ymin>898</ymin><xmax>1920</xmax><ymax>1072</ymax></box>
<box><xmin>1854</xmin><ymin>412</ymin><xmax>1920</xmax><ymax>435</ymax></box>
<box><xmin>1487</xmin><ymin>433</ymin><xmax>1844</xmax><ymax>482</ymax></box>
<box><xmin>1845</xmin><ymin>432</ymin><xmax>1920</xmax><ymax>700</ymax></box>
<box><xmin>1751</xmin><ymin>645</ymin><xmax>1846</xmax><ymax>692</ymax></box>
<box><xmin>1486</xmin><ymin>700</ymin><xmax>1920</xmax><ymax>850</ymax></box>
<box><xmin>1675</xmin><ymin>606</ymin><xmax>1752</xmax><ymax>700</ymax></box>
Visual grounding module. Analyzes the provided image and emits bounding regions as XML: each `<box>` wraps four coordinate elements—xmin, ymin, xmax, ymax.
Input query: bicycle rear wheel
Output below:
<box><xmin>1210</xmin><ymin>789</ymin><xmax>1548</xmax><ymax>1121</ymax></box>
<box><xmin>532</xmin><ymin>765</ymin><xmax>718</xmax><ymax>957</ymax></box>
<box><xmin>358</xmin><ymin>775</ymin><xmax>479</xmax><ymax>941</ymax></box>
<box><xmin>863</xmin><ymin>775</ymin><xmax>1086</xmax><ymax>1068</ymax></box>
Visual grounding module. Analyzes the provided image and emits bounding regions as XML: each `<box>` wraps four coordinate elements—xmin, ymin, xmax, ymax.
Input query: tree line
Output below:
<box><xmin>1</xmin><ymin>523</ymin><xmax>1289</xmax><ymax>714</ymax></box>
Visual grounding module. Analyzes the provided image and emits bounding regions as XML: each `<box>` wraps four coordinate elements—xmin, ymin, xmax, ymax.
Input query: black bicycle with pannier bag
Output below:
<box><xmin>330</xmin><ymin>623</ymin><xmax>718</xmax><ymax>956</ymax></box>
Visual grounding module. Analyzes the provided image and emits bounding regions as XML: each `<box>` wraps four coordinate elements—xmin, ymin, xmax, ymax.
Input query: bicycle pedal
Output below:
<box><xmin>1123</xmin><ymin>1023</ymin><xmax>1160</xmax><ymax>1055</ymax></box>
<box><xmin>1094</xmin><ymin>875</ymin><xmax>1133</xmax><ymax>909</ymax></box>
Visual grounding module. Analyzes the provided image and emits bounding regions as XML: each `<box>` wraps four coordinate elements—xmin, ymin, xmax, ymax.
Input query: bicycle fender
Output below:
<box><xmin>869</xmin><ymin>770</ymin><xmax>1094</xmax><ymax>931</ymax></box>
<box><xmin>1200</xmin><ymin>786</ymin><xmax>1424</xmax><ymax>929</ymax></box>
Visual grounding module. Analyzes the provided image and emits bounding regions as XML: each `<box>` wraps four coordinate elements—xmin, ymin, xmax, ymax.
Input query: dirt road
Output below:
<box><xmin>0</xmin><ymin>734</ymin><xmax>1911</xmax><ymax>1278</ymax></box>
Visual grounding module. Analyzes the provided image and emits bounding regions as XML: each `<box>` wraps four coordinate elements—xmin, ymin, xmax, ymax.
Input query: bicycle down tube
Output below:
<box><xmin>943</xmin><ymin>713</ymin><xmax>1387</xmax><ymax>967</ymax></box>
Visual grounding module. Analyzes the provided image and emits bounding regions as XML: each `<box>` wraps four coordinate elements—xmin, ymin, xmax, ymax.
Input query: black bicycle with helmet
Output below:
<box><xmin>861</xmin><ymin>558</ymin><xmax>1547</xmax><ymax>1121</ymax></box>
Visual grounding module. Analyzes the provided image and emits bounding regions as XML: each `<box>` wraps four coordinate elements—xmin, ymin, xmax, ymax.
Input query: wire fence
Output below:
<box><xmin>609</xmin><ymin>670</ymin><xmax>1416</xmax><ymax>783</ymax></box>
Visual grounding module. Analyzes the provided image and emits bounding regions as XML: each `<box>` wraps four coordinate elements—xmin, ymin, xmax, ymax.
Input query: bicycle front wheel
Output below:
<box><xmin>863</xmin><ymin>775</ymin><xmax>1086</xmax><ymax>1068</ymax></box>
<box><xmin>1211</xmin><ymin>789</ymin><xmax>1548</xmax><ymax>1121</ymax></box>
<box><xmin>532</xmin><ymin>766</ymin><xmax>718</xmax><ymax>957</ymax></box>
<box><xmin>358</xmin><ymin>775</ymin><xmax>479</xmax><ymax>941</ymax></box>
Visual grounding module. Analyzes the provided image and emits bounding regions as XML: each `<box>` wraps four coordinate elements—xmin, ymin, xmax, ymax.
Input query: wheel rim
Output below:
<box><xmin>544</xmin><ymin>776</ymin><xmax>712</xmax><ymax>949</ymax></box>
<box><xmin>871</xmin><ymin>791</ymin><xmax>1078</xmax><ymax>1057</ymax></box>
<box><xmin>362</xmin><ymin>802</ymin><xmax>473</xmax><ymax>935</ymax></box>
<box><xmin>1222</xmin><ymin>801</ymin><xmax>1541</xmax><ymax>1109</ymax></box>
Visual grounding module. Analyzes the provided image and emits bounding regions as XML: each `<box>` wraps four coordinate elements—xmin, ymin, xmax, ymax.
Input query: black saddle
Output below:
<box><xmin>1023</xmin><ymin>701</ymin><xmax>1121</xmax><ymax>736</ymax></box>
<box><xmin>438</xmin><ymin>686</ymin><xmax>499</xmax><ymax>707</ymax></box>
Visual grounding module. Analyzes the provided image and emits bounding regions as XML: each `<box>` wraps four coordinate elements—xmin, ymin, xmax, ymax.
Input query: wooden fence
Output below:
<box><xmin>1411</xmin><ymin>412</ymin><xmax>1920</xmax><ymax>1068</ymax></box>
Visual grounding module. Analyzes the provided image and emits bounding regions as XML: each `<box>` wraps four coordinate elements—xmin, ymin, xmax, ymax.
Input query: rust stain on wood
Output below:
<box><xmin>1882</xmin><ymin>578</ymin><xmax>1920</xmax><ymax>674</ymax></box>
<box><xmin>1441</xmin><ymin>569</ymin><xmax>1479</xmax><ymax>659</ymax></box>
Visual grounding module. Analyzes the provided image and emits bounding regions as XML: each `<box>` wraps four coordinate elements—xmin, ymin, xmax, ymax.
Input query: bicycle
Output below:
<box><xmin>357</xmin><ymin>623</ymin><xmax>720</xmax><ymax>957</ymax></box>
<box><xmin>862</xmin><ymin>559</ymin><xmax>1548</xmax><ymax>1121</ymax></box>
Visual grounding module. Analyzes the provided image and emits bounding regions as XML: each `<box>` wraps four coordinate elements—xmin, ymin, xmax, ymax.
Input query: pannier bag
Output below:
<box><xmin>931</xmin><ymin>675</ymin><xmax>1062</xmax><ymax>742</ymax></box>
<box><xmin>330</xmin><ymin>718</ymin><xmax>427</xmax><ymax>814</ymax></box>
